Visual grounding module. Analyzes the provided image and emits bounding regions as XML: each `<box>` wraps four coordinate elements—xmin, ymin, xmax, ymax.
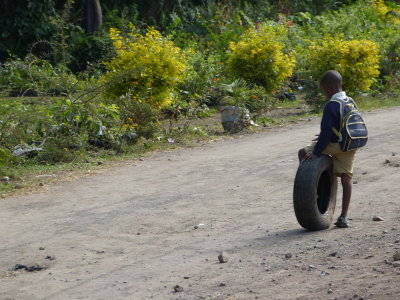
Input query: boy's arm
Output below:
<box><xmin>312</xmin><ymin>101</ymin><xmax>339</xmax><ymax>156</ymax></box>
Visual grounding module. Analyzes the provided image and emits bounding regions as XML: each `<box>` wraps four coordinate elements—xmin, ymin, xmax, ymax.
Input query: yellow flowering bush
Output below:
<box><xmin>307</xmin><ymin>37</ymin><xmax>380</xmax><ymax>91</ymax></box>
<box><xmin>227</xmin><ymin>24</ymin><xmax>295</xmax><ymax>93</ymax></box>
<box><xmin>101</xmin><ymin>27</ymin><xmax>188</xmax><ymax>109</ymax></box>
<box><xmin>373</xmin><ymin>0</ymin><xmax>400</xmax><ymax>24</ymax></box>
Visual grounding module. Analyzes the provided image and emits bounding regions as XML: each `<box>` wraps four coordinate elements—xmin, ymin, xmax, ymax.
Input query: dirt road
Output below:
<box><xmin>1</xmin><ymin>108</ymin><xmax>400</xmax><ymax>300</ymax></box>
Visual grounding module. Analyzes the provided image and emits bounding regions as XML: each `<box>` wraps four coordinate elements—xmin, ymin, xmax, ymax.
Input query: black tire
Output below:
<box><xmin>293</xmin><ymin>155</ymin><xmax>337</xmax><ymax>231</ymax></box>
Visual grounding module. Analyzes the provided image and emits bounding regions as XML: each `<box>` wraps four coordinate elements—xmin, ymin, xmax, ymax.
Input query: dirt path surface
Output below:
<box><xmin>1</xmin><ymin>108</ymin><xmax>400</xmax><ymax>300</ymax></box>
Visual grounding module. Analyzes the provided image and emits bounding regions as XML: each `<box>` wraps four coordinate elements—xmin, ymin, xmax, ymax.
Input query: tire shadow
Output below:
<box><xmin>254</xmin><ymin>227</ymin><xmax>334</xmax><ymax>247</ymax></box>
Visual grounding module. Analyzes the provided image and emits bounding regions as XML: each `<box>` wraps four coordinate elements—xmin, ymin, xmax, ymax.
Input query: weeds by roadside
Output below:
<box><xmin>2</xmin><ymin>92</ymin><xmax>398</xmax><ymax>199</ymax></box>
<box><xmin>0</xmin><ymin>97</ymin><xmax>304</xmax><ymax>198</ymax></box>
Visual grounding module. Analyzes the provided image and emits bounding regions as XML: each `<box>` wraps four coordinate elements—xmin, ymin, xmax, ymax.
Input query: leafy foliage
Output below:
<box><xmin>0</xmin><ymin>147</ymin><xmax>12</xmax><ymax>171</ymax></box>
<box><xmin>0</xmin><ymin>55</ymin><xmax>82</xmax><ymax>97</ymax></box>
<box><xmin>227</xmin><ymin>24</ymin><xmax>295</xmax><ymax>92</ymax></box>
<box><xmin>0</xmin><ymin>0</ymin><xmax>57</xmax><ymax>60</ymax></box>
<box><xmin>217</xmin><ymin>79</ymin><xmax>274</xmax><ymax>118</ymax></box>
<box><xmin>380</xmin><ymin>37</ymin><xmax>400</xmax><ymax>89</ymax></box>
<box><xmin>1</xmin><ymin>0</ymin><xmax>400</xmax><ymax>168</ymax></box>
<box><xmin>373</xmin><ymin>0</ymin><xmax>400</xmax><ymax>24</ymax></box>
<box><xmin>68</xmin><ymin>31</ymin><xmax>114</xmax><ymax>73</ymax></box>
<box><xmin>178</xmin><ymin>49</ymin><xmax>224</xmax><ymax>106</ymax></box>
<box><xmin>286</xmin><ymin>0</ymin><xmax>359</xmax><ymax>15</ymax></box>
<box><xmin>101</xmin><ymin>27</ymin><xmax>188</xmax><ymax>109</ymax></box>
<box><xmin>99</xmin><ymin>26</ymin><xmax>189</xmax><ymax>140</ymax></box>
<box><xmin>307</xmin><ymin>37</ymin><xmax>380</xmax><ymax>91</ymax></box>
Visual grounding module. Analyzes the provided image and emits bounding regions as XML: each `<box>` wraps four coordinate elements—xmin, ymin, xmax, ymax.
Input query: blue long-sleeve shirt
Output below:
<box><xmin>312</xmin><ymin>93</ymin><xmax>344</xmax><ymax>155</ymax></box>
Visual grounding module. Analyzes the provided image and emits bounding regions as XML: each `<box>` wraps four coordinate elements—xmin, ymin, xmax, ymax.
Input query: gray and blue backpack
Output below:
<box><xmin>330</xmin><ymin>97</ymin><xmax>368</xmax><ymax>152</ymax></box>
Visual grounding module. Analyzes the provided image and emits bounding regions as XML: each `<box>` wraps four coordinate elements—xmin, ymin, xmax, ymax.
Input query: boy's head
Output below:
<box><xmin>320</xmin><ymin>70</ymin><xmax>342</xmax><ymax>99</ymax></box>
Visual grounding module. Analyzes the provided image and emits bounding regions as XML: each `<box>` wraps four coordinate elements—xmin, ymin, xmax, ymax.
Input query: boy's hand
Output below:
<box><xmin>312</xmin><ymin>134</ymin><xmax>320</xmax><ymax>142</ymax></box>
<box><xmin>303</xmin><ymin>152</ymin><xmax>318</xmax><ymax>161</ymax></box>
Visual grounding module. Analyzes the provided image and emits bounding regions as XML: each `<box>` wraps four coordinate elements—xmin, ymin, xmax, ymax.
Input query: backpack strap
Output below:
<box><xmin>329</xmin><ymin>98</ymin><xmax>345</xmax><ymax>142</ymax></box>
<box><xmin>332</xmin><ymin>126</ymin><xmax>342</xmax><ymax>142</ymax></box>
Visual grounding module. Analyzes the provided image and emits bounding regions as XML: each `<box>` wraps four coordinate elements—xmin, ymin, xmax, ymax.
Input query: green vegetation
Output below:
<box><xmin>356</xmin><ymin>93</ymin><xmax>400</xmax><ymax>110</ymax></box>
<box><xmin>1</xmin><ymin>0</ymin><xmax>400</xmax><ymax>196</ymax></box>
<box><xmin>101</xmin><ymin>27</ymin><xmax>188</xmax><ymax>109</ymax></box>
<box><xmin>307</xmin><ymin>38</ymin><xmax>380</xmax><ymax>92</ymax></box>
<box><xmin>227</xmin><ymin>24</ymin><xmax>295</xmax><ymax>92</ymax></box>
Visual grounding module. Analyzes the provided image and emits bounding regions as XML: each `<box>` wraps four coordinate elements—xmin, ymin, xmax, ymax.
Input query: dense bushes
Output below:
<box><xmin>0</xmin><ymin>1</ymin><xmax>57</xmax><ymax>61</ymax></box>
<box><xmin>101</xmin><ymin>27</ymin><xmax>187</xmax><ymax>108</ymax></box>
<box><xmin>1</xmin><ymin>0</ymin><xmax>400</xmax><ymax>169</ymax></box>
<box><xmin>100</xmin><ymin>26</ymin><xmax>188</xmax><ymax>139</ymax></box>
<box><xmin>227</xmin><ymin>24</ymin><xmax>295</xmax><ymax>92</ymax></box>
<box><xmin>288</xmin><ymin>1</ymin><xmax>400</xmax><ymax>83</ymax></box>
<box><xmin>307</xmin><ymin>37</ymin><xmax>380</xmax><ymax>91</ymax></box>
<box><xmin>0</xmin><ymin>55</ymin><xmax>81</xmax><ymax>97</ymax></box>
<box><xmin>380</xmin><ymin>37</ymin><xmax>400</xmax><ymax>89</ymax></box>
<box><xmin>373</xmin><ymin>0</ymin><xmax>400</xmax><ymax>24</ymax></box>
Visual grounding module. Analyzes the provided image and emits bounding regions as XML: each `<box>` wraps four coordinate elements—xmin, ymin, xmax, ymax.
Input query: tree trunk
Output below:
<box><xmin>83</xmin><ymin>0</ymin><xmax>103</xmax><ymax>33</ymax></box>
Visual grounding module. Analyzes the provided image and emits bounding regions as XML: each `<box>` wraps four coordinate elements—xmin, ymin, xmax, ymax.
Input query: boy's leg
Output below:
<box><xmin>334</xmin><ymin>173</ymin><xmax>352</xmax><ymax>228</ymax></box>
<box><xmin>339</xmin><ymin>173</ymin><xmax>352</xmax><ymax>218</ymax></box>
<box><xmin>322</xmin><ymin>143</ymin><xmax>355</xmax><ymax>228</ymax></box>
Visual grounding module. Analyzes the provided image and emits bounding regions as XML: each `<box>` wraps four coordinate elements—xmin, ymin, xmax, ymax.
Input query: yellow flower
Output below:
<box><xmin>307</xmin><ymin>37</ymin><xmax>380</xmax><ymax>91</ymax></box>
<box><xmin>372</xmin><ymin>0</ymin><xmax>400</xmax><ymax>24</ymax></box>
<box><xmin>101</xmin><ymin>26</ymin><xmax>188</xmax><ymax>109</ymax></box>
<box><xmin>227</xmin><ymin>23</ymin><xmax>295</xmax><ymax>92</ymax></box>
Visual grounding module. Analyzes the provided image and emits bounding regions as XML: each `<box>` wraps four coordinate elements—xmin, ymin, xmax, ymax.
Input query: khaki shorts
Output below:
<box><xmin>304</xmin><ymin>142</ymin><xmax>356</xmax><ymax>177</ymax></box>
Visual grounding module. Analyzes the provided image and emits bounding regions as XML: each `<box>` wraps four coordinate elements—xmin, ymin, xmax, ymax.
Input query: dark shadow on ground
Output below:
<box><xmin>253</xmin><ymin>227</ymin><xmax>334</xmax><ymax>248</ymax></box>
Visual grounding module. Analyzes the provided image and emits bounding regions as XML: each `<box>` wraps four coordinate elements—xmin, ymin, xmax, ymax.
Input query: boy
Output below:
<box><xmin>298</xmin><ymin>70</ymin><xmax>356</xmax><ymax>228</ymax></box>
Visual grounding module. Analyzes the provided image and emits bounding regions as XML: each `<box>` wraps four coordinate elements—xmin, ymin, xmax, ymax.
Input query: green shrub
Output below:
<box><xmin>0</xmin><ymin>147</ymin><xmax>12</xmax><ymax>169</ymax></box>
<box><xmin>217</xmin><ymin>79</ymin><xmax>275</xmax><ymax>120</ymax></box>
<box><xmin>307</xmin><ymin>37</ymin><xmax>380</xmax><ymax>91</ymax></box>
<box><xmin>373</xmin><ymin>0</ymin><xmax>400</xmax><ymax>25</ymax></box>
<box><xmin>0</xmin><ymin>1</ymin><xmax>57</xmax><ymax>60</ymax></box>
<box><xmin>287</xmin><ymin>0</ymin><xmax>351</xmax><ymax>15</ymax></box>
<box><xmin>101</xmin><ymin>26</ymin><xmax>188</xmax><ymax>109</ymax></box>
<box><xmin>0</xmin><ymin>97</ymin><xmax>53</xmax><ymax>148</ymax></box>
<box><xmin>179</xmin><ymin>49</ymin><xmax>224</xmax><ymax>107</ymax></box>
<box><xmin>289</xmin><ymin>1</ymin><xmax>400</xmax><ymax>89</ymax></box>
<box><xmin>380</xmin><ymin>37</ymin><xmax>400</xmax><ymax>89</ymax></box>
<box><xmin>0</xmin><ymin>92</ymin><xmax>122</xmax><ymax>163</ymax></box>
<box><xmin>100</xmin><ymin>26</ymin><xmax>188</xmax><ymax>141</ymax></box>
<box><xmin>68</xmin><ymin>31</ymin><xmax>114</xmax><ymax>73</ymax></box>
<box><xmin>227</xmin><ymin>23</ymin><xmax>296</xmax><ymax>92</ymax></box>
<box><xmin>35</xmin><ymin>136</ymin><xmax>85</xmax><ymax>163</ymax></box>
<box><xmin>114</xmin><ymin>92</ymin><xmax>159</xmax><ymax>140</ymax></box>
<box><xmin>0</xmin><ymin>55</ymin><xmax>80</xmax><ymax>97</ymax></box>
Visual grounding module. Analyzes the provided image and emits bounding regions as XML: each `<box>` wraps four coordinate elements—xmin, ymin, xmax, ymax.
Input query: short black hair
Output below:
<box><xmin>320</xmin><ymin>70</ymin><xmax>342</xmax><ymax>88</ymax></box>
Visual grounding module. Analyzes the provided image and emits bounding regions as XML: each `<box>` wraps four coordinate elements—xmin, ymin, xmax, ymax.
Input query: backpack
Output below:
<box><xmin>330</xmin><ymin>96</ymin><xmax>368</xmax><ymax>152</ymax></box>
